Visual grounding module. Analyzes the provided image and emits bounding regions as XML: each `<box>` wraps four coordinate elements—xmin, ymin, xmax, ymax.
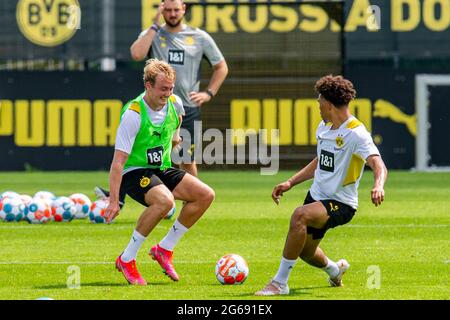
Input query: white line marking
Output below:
<box><xmin>0</xmin><ymin>225</ymin><xmax>165</xmax><ymax>230</ymax></box>
<box><xmin>346</xmin><ymin>224</ymin><xmax>449</xmax><ymax>228</ymax></box>
<box><xmin>0</xmin><ymin>261</ymin><xmax>114</xmax><ymax>265</ymax></box>
<box><xmin>0</xmin><ymin>261</ymin><xmax>205</xmax><ymax>265</ymax></box>
<box><xmin>0</xmin><ymin>224</ymin><xmax>448</xmax><ymax>230</ymax></box>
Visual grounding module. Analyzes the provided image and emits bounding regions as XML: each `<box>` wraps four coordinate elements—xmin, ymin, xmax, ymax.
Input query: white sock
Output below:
<box><xmin>121</xmin><ymin>230</ymin><xmax>146</xmax><ymax>262</ymax></box>
<box><xmin>159</xmin><ymin>219</ymin><xmax>189</xmax><ymax>251</ymax></box>
<box><xmin>322</xmin><ymin>257</ymin><xmax>340</xmax><ymax>278</ymax></box>
<box><xmin>273</xmin><ymin>257</ymin><xmax>297</xmax><ymax>284</ymax></box>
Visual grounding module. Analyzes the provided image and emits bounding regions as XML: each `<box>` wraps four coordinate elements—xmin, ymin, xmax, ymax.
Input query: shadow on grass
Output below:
<box><xmin>204</xmin><ymin>285</ymin><xmax>331</xmax><ymax>299</ymax></box>
<box><xmin>289</xmin><ymin>285</ymin><xmax>331</xmax><ymax>294</ymax></box>
<box><xmin>35</xmin><ymin>281</ymin><xmax>172</xmax><ymax>289</ymax></box>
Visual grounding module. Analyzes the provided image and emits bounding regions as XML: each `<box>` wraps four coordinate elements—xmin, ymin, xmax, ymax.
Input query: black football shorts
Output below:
<box><xmin>119</xmin><ymin>167</ymin><xmax>186</xmax><ymax>206</ymax></box>
<box><xmin>303</xmin><ymin>191</ymin><xmax>356</xmax><ymax>240</ymax></box>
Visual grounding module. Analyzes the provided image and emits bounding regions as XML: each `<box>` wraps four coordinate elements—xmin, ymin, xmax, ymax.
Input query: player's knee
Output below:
<box><xmin>200</xmin><ymin>186</ymin><xmax>215</xmax><ymax>205</ymax></box>
<box><xmin>154</xmin><ymin>193</ymin><xmax>175</xmax><ymax>214</ymax></box>
<box><xmin>291</xmin><ymin>207</ymin><xmax>309</xmax><ymax>226</ymax></box>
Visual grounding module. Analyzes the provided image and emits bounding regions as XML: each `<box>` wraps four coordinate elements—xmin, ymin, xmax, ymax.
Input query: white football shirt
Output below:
<box><xmin>309</xmin><ymin>116</ymin><xmax>380</xmax><ymax>209</ymax></box>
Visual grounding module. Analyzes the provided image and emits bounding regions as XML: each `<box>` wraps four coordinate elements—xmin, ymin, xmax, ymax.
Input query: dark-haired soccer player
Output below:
<box><xmin>256</xmin><ymin>75</ymin><xmax>388</xmax><ymax>296</ymax></box>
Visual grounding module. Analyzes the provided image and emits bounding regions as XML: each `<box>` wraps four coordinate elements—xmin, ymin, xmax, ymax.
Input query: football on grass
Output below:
<box><xmin>215</xmin><ymin>254</ymin><xmax>249</xmax><ymax>285</ymax></box>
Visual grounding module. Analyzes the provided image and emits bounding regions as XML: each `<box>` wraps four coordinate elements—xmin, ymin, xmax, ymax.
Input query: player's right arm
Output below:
<box><xmin>105</xmin><ymin>150</ymin><xmax>129</xmax><ymax>224</ymax></box>
<box><xmin>272</xmin><ymin>157</ymin><xmax>318</xmax><ymax>205</ymax></box>
<box><xmin>104</xmin><ymin>108</ymin><xmax>140</xmax><ymax>223</ymax></box>
<box><xmin>366</xmin><ymin>155</ymin><xmax>387</xmax><ymax>207</ymax></box>
<box><xmin>353</xmin><ymin>128</ymin><xmax>386</xmax><ymax>207</ymax></box>
<box><xmin>130</xmin><ymin>2</ymin><xmax>163</xmax><ymax>61</ymax></box>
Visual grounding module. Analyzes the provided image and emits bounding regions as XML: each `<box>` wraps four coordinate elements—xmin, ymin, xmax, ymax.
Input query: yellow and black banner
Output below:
<box><xmin>0</xmin><ymin>71</ymin><xmax>142</xmax><ymax>170</ymax></box>
<box><xmin>1</xmin><ymin>66</ymin><xmax>448</xmax><ymax>170</ymax></box>
<box><xmin>1</xmin><ymin>0</ymin><xmax>449</xmax><ymax>60</ymax></box>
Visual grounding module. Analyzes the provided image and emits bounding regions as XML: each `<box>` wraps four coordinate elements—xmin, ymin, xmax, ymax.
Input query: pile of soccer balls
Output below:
<box><xmin>0</xmin><ymin>190</ymin><xmax>109</xmax><ymax>224</ymax></box>
<box><xmin>2</xmin><ymin>191</ymin><xmax>251</xmax><ymax>285</ymax></box>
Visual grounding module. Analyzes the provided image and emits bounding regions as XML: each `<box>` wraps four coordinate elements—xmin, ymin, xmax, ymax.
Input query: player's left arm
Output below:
<box><xmin>206</xmin><ymin>59</ymin><xmax>229</xmax><ymax>98</ymax></box>
<box><xmin>172</xmin><ymin>96</ymin><xmax>184</xmax><ymax>150</ymax></box>
<box><xmin>189</xmin><ymin>60</ymin><xmax>228</xmax><ymax>106</ymax></box>
<box><xmin>366</xmin><ymin>155</ymin><xmax>388</xmax><ymax>207</ymax></box>
<box><xmin>172</xmin><ymin>115</ymin><xmax>183</xmax><ymax>150</ymax></box>
<box><xmin>189</xmin><ymin>31</ymin><xmax>228</xmax><ymax>106</ymax></box>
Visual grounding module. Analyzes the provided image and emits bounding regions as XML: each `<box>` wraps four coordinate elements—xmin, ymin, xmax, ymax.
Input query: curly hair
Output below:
<box><xmin>143</xmin><ymin>58</ymin><xmax>176</xmax><ymax>85</ymax></box>
<box><xmin>315</xmin><ymin>75</ymin><xmax>356</xmax><ymax>108</ymax></box>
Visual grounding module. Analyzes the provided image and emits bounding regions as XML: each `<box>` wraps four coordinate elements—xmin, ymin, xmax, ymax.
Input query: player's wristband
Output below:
<box><xmin>150</xmin><ymin>23</ymin><xmax>160</xmax><ymax>32</ymax></box>
<box><xmin>206</xmin><ymin>89</ymin><xmax>214</xmax><ymax>99</ymax></box>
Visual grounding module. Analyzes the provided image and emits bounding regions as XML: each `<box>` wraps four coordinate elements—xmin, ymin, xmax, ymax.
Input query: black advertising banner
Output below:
<box><xmin>0</xmin><ymin>71</ymin><xmax>142</xmax><ymax>170</ymax></box>
<box><xmin>346</xmin><ymin>62</ymin><xmax>450</xmax><ymax>170</ymax></box>
<box><xmin>346</xmin><ymin>65</ymin><xmax>417</xmax><ymax>169</ymax></box>
<box><xmin>428</xmin><ymin>86</ymin><xmax>450</xmax><ymax>167</ymax></box>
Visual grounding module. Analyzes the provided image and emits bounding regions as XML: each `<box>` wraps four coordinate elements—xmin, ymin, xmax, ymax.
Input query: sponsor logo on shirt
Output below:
<box><xmin>319</xmin><ymin>150</ymin><xmax>335</xmax><ymax>172</ymax></box>
<box><xmin>168</xmin><ymin>49</ymin><xmax>185</xmax><ymax>65</ymax></box>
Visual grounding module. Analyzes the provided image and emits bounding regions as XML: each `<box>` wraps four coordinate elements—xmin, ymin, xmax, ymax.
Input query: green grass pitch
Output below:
<box><xmin>0</xmin><ymin>170</ymin><xmax>448</xmax><ymax>300</ymax></box>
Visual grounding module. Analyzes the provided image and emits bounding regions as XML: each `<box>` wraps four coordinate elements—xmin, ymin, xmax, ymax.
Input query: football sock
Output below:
<box><xmin>159</xmin><ymin>219</ymin><xmax>188</xmax><ymax>251</ymax></box>
<box><xmin>273</xmin><ymin>256</ymin><xmax>297</xmax><ymax>284</ymax></box>
<box><xmin>322</xmin><ymin>257</ymin><xmax>340</xmax><ymax>279</ymax></box>
<box><xmin>121</xmin><ymin>230</ymin><xmax>146</xmax><ymax>262</ymax></box>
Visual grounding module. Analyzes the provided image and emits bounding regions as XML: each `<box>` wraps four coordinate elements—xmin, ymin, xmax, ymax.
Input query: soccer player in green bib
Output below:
<box><xmin>105</xmin><ymin>59</ymin><xmax>215</xmax><ymax>285</ymax></box>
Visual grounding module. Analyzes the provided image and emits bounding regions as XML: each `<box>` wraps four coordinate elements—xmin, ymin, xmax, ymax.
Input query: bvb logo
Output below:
<box><xmin>16</xmin><ymin>0</ymin><xmax>81</xmax><ymax>47</ymax></box>
<box><xmin>336</xmin><ymin>136</ymin><xmax>344</xmax><ymax>147</ymax></box>
<box><xmin>140</xmin><ymin>176</ymin><xmax>151</xmax><ymax>188</ymax></box>
<box><xmin>184</xmin><ymin>36</ymin><xmax>195</xmax><ymax>46</ymax></box>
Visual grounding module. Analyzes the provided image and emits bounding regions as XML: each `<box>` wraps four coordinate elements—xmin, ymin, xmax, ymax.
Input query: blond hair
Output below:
<box><xmin>143</xmin><ymin>58</ymin><xmax>176</xmax><ymax>85</ymax></box>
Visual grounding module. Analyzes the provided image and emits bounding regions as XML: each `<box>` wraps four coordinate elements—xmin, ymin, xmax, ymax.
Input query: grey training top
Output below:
<box><xmin>139</xmin><ymin>24</ymin><xmax>224</xmax><ymax>108</ymax></box>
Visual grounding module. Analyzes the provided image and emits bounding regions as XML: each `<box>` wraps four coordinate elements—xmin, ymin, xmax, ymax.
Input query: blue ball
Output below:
<box><xmin>165</xmin><ymin>205</ymin><xmax>176</xmax><ymax>220</ymax></box>
<box><xmin>3</xmin><ymin>204</ymin><xmax>12</xmax><ymax>213</ymax></box>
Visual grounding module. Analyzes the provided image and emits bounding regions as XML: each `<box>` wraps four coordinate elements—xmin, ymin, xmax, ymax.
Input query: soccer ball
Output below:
<box><xmin>215</xmin><ymin>254</ymin><xmax>249</xmax><ymax>285</ymax></box>
<box><xmin>165</xmin><ymin>205</ymin><xmax>176</xmax><ymax>219</ymax></box>
<box><xmin>51</xmin><ymin>197</ymin><xmax>76</xmax><ymax>222</ymax></box>
<box><xmin>1</xmin><ymin>191</ymin><xmax>20</xmax><ymax>199</ymax></box>
<box><xmin>34</xmin><ymin>191</ymin><xmax>56</xmax><ymax>208</ymax></box>
<box><xmin>89</xmin><ymin>199</ymin><xmax>109</xmax><ymax>223</ymax></box>
<box><xmin>19</xmin><ymin>194</ymin><xmax>33</xmax><ymax>220</ymax></box>
<box><xmin>26</xmin><ymin>198</ymin><xmax>52</xmax><ymax>224</ymax></box>
<box><xmin>19</xmin><ymin>194</ymin><xmax>33</xmax><ymax>206</ymax></box>
<box><xmin>34</xmin><ymin>191</ymin><xmax>56</xmax><ymax>201</ymax></box>
<box><xmin>69</xmin><ymin>193</ymin><xmax>92</xmax><ymax>219</ymax></box>
<box><xmin>0</xmin><ymin>196</ymin><xmax>25</xmax><ymax>222</ymax></box>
